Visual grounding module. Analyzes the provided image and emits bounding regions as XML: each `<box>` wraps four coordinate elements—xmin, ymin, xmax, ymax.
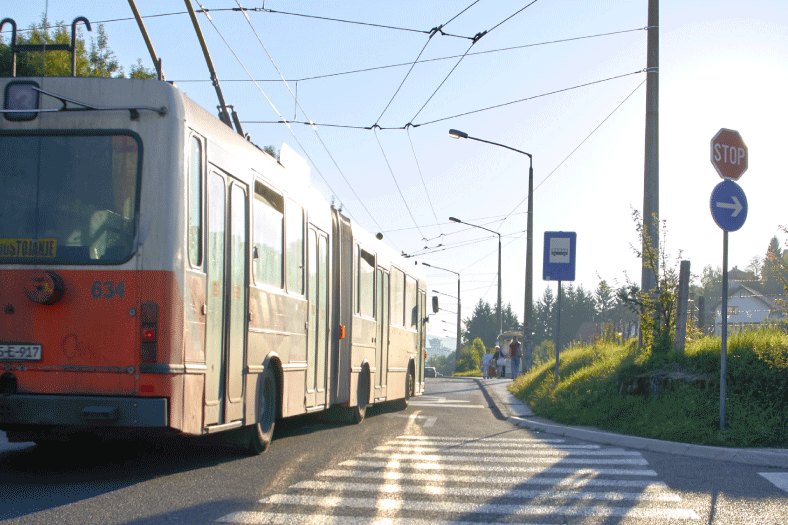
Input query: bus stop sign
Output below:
<box><xmin>543</xmin><ymin>231</ymin><xmax>576</xmax><ymax>281</ymax></box>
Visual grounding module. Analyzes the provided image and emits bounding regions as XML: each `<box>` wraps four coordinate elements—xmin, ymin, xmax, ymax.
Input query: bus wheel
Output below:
<box><xmin>394</xmin><ymin>370</ymin><xmax>412</xmax><ymax>411</ymax></box>
<box><xmin>246</xmin><ymin>367</ymin><xmax>277</xmax><ymax>454</ymax></box>
<box><xmin>350</xmin><ymin>368</ymin><xmax>370</xmax><ymax>424</ymax></box>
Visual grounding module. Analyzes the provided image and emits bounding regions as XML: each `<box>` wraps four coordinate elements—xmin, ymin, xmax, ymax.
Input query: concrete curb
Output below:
<box><xmin>476</xmin><ymin>378</ymin><xmax>788</xmax><ymax>470</ymax></box>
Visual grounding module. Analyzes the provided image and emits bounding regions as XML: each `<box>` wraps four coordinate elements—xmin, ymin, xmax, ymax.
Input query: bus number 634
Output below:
<box><xmin>91</xmin><ymin>280</ymin><xmax>125</xmax><ymax>299</ymax></box>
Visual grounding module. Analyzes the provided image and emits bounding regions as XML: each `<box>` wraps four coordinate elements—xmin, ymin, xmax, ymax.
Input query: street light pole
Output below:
<box><xmin>448</xmin><ymin>216</ymin><xmax>502</xmax><ymax>340</ymax></box>
<box><xmin>421</xmin><ymin>263</ymin><xmax>461</xmax><ymax>370</ymax></box>
<box><xmin>449</xmin><ymin>129</ymin><xmax>534</xmax><ymax>369</ymax></box>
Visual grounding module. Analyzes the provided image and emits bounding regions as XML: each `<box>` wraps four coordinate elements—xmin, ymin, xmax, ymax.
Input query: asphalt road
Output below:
<box><xmin>1</xmin><ymin>378</ymin><xmax>787</xmax><ymax>524</ymax></box>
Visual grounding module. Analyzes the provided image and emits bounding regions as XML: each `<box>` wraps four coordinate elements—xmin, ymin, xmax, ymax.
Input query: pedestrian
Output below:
<box><xmin>509</xmin><ymin>336</ymin><xmax>523</xmax><ymax>380</ymax></box>
<box><xmin>481</xmin><ymin>348</ymin><xmax>494</xmax><ymax>379</ymax></box>
<box><xmin>495</xmin><ymin>344</ymin><xmax>507</xmax><ymax>379</ymax></box>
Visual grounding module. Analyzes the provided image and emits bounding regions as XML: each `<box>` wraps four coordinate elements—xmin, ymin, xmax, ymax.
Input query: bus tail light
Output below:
<box><xmin>140</xmin><ymin>302</ymin><xmax>158</xmax><ymax>363</ymax></box>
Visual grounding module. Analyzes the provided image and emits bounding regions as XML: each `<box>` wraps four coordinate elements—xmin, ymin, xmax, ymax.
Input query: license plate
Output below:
<box><xmin>0</xmin><ymin>344</ymin><xmax>42</xmax><ymax>361</ymax></box>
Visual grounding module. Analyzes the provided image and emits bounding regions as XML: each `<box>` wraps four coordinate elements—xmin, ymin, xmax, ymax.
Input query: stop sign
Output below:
<box><xmin>711</xmin><ymin>128</ymin><xmax>748</xmax><ymax>180</ymax></box>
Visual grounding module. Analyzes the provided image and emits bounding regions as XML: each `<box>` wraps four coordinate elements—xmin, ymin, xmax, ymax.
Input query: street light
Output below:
<box><xmin>448</xmin><ymin>216</ymin><xmax>502</xmax><ymax>340</ymax></box>
<box><xmin>449</xmin><ymin>128</ymin><xmax>534</xmax><ymax>370</ymax></box>
<box><xmin>421</xmin><ymin>262</ymin><xmax>461</xmax><ymax>365</ymax></box>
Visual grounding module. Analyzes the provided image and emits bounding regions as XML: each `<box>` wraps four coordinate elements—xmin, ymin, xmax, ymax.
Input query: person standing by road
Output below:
<box><xmin>481</xmin><ymin>348</ymin><xmax>494</xmax><ymax>379</ymax></box>
<box><xmin>509</xmin><ymin>336</ymin><xmax>523</xmax><ymax>379</ymax></box>
<box><xmin>495</xmin><ymin>344</ymin><xmax>507</xmax><ymax>378</ymax></box>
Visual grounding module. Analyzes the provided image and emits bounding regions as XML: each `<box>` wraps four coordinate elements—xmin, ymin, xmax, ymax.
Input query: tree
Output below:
<box><xmin>455</xmin><ymin>338</ymin><xmax>486</xmax><ymax>374</ymax></box>
<box><xmin>262</xmin><ymin>145</ymin><xmax>279</xmax><ymax>161</ymax></box>
<box><xmin>463</xmin><ymin>299</ymin><xmax>496</xmax><ymax>348</ymax></box>
<box><xmin>594</xmin><ymin>280</ymin><xmax>616</xmax><ymax>323</ymax></box>
<box><xmin>617</xmin><ymin>210</ymin><xmax>682</xmax><ymax>353</ymax></box>
<box><xmin>0</xmin><ymin>15</ymin><xmax>154</xmax><ymax>78</ymax></box>
<box><xmin>764</xmin><ymin>236</ymin><xmax>788</xmax><ymax>297</ymax></box>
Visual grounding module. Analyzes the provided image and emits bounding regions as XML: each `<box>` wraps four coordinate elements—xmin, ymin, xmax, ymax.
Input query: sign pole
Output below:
<box><xmin>720</xmin><ymin>231</ymin><xmax>728</xmax><ymax>431</ymax></box>
<box><xmin>554</xmin><ymin>281</ymin><xmax>562</xmax><ymax>387</ymax></box>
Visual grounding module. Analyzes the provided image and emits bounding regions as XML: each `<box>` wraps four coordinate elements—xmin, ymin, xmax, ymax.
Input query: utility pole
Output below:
<box><xmin>641</xmin><ymin>0</ymin><xmax>659</xmax><ymax>296</ymax></box>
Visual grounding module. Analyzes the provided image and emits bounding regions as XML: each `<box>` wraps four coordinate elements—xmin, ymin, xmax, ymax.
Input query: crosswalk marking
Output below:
<box><xmin>374</xmin><ymin>444</ymin><xmax>644</xmax><ymax>455</ymax></box>
<box><xmin>291</xmin><ymin>480</ymin><xmax>683</xmax><ymax>502</ymax></box>
<box><xmin>339</xmin><ymin>459</ymin><xmax>659</xmax><ymax>476</ymax></box>
<box><xmin>259</xmin><ymin>494</ymin><xmax>699</xmax><ymax>519</ymax></box>
<box><xmin>405</xmin><ymin>403</ymin><xmax>487</xmax><ymax>408</ymax></box>
<box><xmin>359</xmin><ymin>451</ymin><xmax>650</xmax><ymax>465</ymax></box>
<box><xmin>317</xmin><ymin>468</ymin><xmax>668</xmax><ymax>488</ymax></box>
<box><xmin>395</xmin><ymin>435</ymin><xmax>567</xmax><ymax>443</ymax></box>
<box><xmin>759</xmin><ymin>472</ymin><xmax>788</xmax><ymax>492</ymax></box>
<box><xmin>219</xmin><ymin>513</ymin><xmax>557</xmax><ymax>525</ymax></box>
<box><xmin>215</xmin><ymin>434</ymin><xmax>700</xmax><ymax>522</ymax></box>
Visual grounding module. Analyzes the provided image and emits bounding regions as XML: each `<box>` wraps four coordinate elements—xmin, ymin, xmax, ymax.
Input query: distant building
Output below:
<box><xmin>713</xmin><ymin>283</ymin><xmax>785</xmax><ymax>335</ymax></box>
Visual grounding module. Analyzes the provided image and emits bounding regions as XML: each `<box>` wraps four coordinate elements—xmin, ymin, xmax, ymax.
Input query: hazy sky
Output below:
<box><xmin>5</xmin><ymin>1</ymin><xmax>787</xmax><ymax>339</ymax></box>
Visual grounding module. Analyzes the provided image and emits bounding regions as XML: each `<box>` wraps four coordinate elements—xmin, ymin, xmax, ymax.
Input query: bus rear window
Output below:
<box><xmin>0</xmin><ymin>133</ymin><xmax>140</xmax><ymax>264</ymax></box>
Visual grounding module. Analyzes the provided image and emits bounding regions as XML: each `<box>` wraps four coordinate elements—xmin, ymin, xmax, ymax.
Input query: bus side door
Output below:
<box><xmin>204</xmin><ymin>169</ymin><xmax>248</xmax><ymax>426</ymax></box>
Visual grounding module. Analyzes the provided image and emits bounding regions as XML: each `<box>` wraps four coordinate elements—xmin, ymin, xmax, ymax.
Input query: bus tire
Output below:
<box><xmin>350</xmin><ymin>367</ymin><xmax>370</xmax><ymax>424</ymax></box>
<box><xmin>246</xmin><ymin>367</ymin><xmax>277</xmax><ymax>454</ymax></box>
<box><xmin>393</xmin><ymin>369</ymin><xmax>412</xmax><ymax>411</ymax></box>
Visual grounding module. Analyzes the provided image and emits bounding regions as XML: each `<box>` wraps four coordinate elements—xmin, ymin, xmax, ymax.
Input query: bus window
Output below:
<box><xmin>406</xmin><ymin>275</ymin><xmax>418</xmax><ymax>329</ymax></box>
<box><xmin>391</xmin><ymin>268</ymin><xmax>405</xmax><ymax>327</ymax></box>
<box><xmin>357</xmin><ymin>248</ymin><xmax>375</xmax><ymax>318</ymax></box>
<box><xmin>253</xmin><ymin>181</ymin><xmax>284</xmax><ymax>288</ymax></box>
<box><xmin>0</xmin><ymin>133</ymin><xmax>140</xmax><ymax>264</ymax></box>
<box><xmin>285</xmin><ymin>199</ymin><xmax>304</xmax><ymax>295</ymax></box>
<box><xmin>188</xmin><ymin>136</ymin><xmax>203</xmax><ymax>268</ymax></box>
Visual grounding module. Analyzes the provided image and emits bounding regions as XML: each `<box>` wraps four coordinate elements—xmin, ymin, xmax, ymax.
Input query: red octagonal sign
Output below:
<box><xmin>711</xmin><ymin>128</ymin><xmax>748</xmax><ymax>181</ymax></box>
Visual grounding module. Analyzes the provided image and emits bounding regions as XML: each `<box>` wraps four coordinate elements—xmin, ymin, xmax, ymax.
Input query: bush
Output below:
<box><xmin>510</xmin><ymin>326</ymin><xmax>788</xmax><ymax>447</ymax></box>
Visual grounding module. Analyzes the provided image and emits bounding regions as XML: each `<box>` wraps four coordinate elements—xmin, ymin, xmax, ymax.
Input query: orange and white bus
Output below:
<box><xmin>0</xmin><ymin>74</ymin><xmax>429</xmax><ymax>453</ymax></box>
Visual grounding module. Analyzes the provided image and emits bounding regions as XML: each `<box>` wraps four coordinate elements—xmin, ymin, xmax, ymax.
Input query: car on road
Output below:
<box><xmin>425</xmin><ymin>367</ymin><xmax>437</xmax><ymax>378</ymax></box>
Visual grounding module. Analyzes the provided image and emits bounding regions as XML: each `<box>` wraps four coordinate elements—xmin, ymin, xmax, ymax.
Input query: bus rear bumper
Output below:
<box><xmin>0</xmin><ymin>394</ymin><xmax>168</xmax><ymax>429</ymax></box>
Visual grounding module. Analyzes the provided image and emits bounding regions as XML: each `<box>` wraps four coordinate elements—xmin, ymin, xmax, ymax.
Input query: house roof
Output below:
<box><xmin>712</xmin><ymin>283</ymin><xmax>785</xmax><ymax>312</ymax></box>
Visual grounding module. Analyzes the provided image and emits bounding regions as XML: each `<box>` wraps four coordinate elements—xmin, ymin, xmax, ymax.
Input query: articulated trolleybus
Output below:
<box><xmin>0</xmin><ymin>70</ymin><xmax>429</xmax><ymax>453</ymax></box>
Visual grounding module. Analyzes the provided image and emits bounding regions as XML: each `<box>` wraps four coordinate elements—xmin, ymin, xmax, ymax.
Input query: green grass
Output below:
<box><xmin>453</xmin><ymin>369</ymin><xmax>482</xmax><ymax>377</ymax></box>
<box><xmin>510</xmin><ymin>327</ymin><xmax>788</xmax><ymax>447</ymax></box>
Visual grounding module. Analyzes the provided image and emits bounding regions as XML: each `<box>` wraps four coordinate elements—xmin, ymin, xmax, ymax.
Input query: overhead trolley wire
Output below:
<box><xmin>412</xmin><ymin>79</ymin><xmax>646</xmax><ymax>261</ymax></box>
<box><xmin>374</xmin><ymin>0</ymin><xmax>483</xmax><ymax>126</ymax></box>
<box><xmin>373</xmin><ymin>127</ymin><xmax>426</xmax><ymax>240</ymax></box>
<box><xmin>190</xmin><ymin>0</ymin><xmax>362</xmax><ymax>228</ymax></box>
<box><xmin>232</xmin><ymin>1</ymin><xmax>393</xmax><ymax>247</ymax></box>
<box><xmin>409</xmin><ymin>0</ymin><xmax>541</xmax><ymax>123</ymax></box>
<box><xmin>406</xmin><ymin>126</ymin><xmax>444</xmax><ymax>238</ymax></box>
<box><xmin>174</xmin><ymin>27</ymin><xmax>647</xmax><ymax>84</ymax></box>
<box><xmin>242</xmin><ymin>68</ymin><xmax>647</xmax><ymax>131</ymax></box>
<box><xmin>498</xmin><ymin>78</ymin><xmax>648</xmax><ymax>229</ymax></box>
<box><xmin>414</xmin><ymin>69</ymin><xmax>645</xmax><ymax>127</ymax></box>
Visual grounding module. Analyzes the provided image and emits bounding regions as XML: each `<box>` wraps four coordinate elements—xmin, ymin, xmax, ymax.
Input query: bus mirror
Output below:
<box><xmin>432</xmin><ymin>296</ymin><xmax>439</xmax><ymax>313</ymax></box>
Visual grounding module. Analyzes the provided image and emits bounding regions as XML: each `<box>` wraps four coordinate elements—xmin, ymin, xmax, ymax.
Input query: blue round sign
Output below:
<box><xmin>710</xmin><ymin>180</ymin><xmax>747</xmax><ymax>232</ymax></box>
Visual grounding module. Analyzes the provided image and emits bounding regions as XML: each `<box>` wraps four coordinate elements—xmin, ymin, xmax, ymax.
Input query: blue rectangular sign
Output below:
<box><xmin>543</xmin><ymin>231</ymin><xmax>576</xmax><ymax>281</ymax></box>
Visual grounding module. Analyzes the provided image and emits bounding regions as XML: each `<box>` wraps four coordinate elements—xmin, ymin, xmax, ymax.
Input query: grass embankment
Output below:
<box><xmin>510</xmin><ymin>328</ymin><xmax>788</xmax><ymax>447</ymax></box>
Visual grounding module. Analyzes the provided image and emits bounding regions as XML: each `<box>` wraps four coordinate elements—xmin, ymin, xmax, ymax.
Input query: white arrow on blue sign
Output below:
<box><xmin>710</xmin><ymin>180</ymin><xmax>747</xmax><ymax>232</ymax></box>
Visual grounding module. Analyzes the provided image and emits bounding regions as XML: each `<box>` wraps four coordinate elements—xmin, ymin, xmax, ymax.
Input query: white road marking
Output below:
<box><xmin>384</xmin><ymin>413</ymin><xmax>437</xmax><ymax>427</ymax></box>
<box><xmin>318</xmin><ymin>468</ymin><xmax>668</xmax><ymax>488</ymax></box>
<box><xmin>759</xmin><ymin>472</ymin><xmax>788</xmax><ymax>492</ymax></box>
<box><xmin>406</xmin><ymin>403</ymin><xmax>486</xmax><ymax>408</ymax></box>
<box><xmin>395</xmin><ymin>435</ymin><xmax>566</xmax><ymax>443</ymax></box>
<box><xmin>339</xmin><ymin>459</ymin><xmax>659</xmax><ymax>476</ymax></box>
<box><xmin>292</xmin><ymin>480</ymin><xmax>682</xmax><ymax>502</ymax></box>
<box><xmin>259</xmin><ymin>494</ymin><xmax>700</xmax><ymax>520</ymax></box>
<box><xmin>374</xmin><ymin>444</ymin><xmax>642</xmax><ymax>456</ymax></box>
<box><xmin>215</xmin><ymin>434</ymin><xmax>701</xmax><ymax>523</ymax></box>
<box><xmin>359</xmin><ymin>451</ymin><xmax>650</xmax><ymax>465</ymax></box>
<box><xmin>219</xmin><ymin>513</ymin><xmax>556</xmax><ymax>525</ymax></box>
<box><xmin>388</xmin><ymin>440</ymin><xmax>600</xmax><ymax>450</ymax></box>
